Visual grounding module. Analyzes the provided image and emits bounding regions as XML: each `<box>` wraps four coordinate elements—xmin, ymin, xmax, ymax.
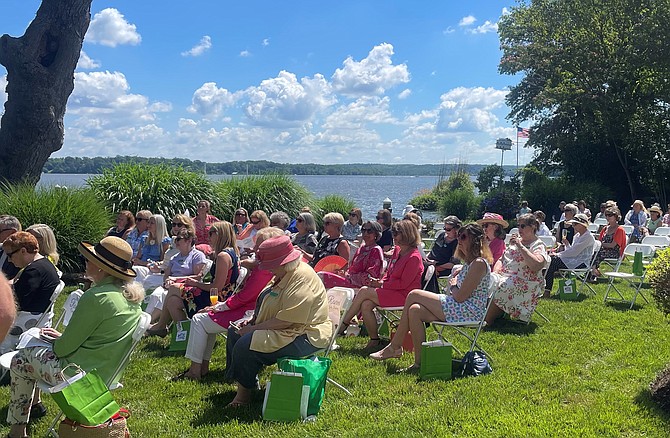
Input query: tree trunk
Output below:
<box><xmin>0</xmin><ymin>0</ymin><xmax>92</xmax><ymax>186</ymax></box>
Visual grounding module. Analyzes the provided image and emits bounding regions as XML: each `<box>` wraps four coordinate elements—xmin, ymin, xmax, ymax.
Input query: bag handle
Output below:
<box><xmin>57</xmin><ymin>363</ymin><xmax>85</xmax><ymax>380</ymax></box>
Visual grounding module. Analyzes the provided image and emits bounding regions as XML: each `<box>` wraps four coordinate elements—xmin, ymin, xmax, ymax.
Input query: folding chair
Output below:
<box><xmin>587</xmin><ymin>223</ymin><xmax>600</xmax><ymax>234</ymax></box>
<box><xmin>621</xmin><ymin>225</ymin><xmax>635</xmax><ymax>236</ymax></box>
<box><xmin>430</xmin><ymin>289</ymin><xmax>495</xmax><ymax>360</ymax></box>
<box><xmin>538</xmin><ymin>235</ymin><xmax>556</xmax><ymax>248</ymax></box>
<box><xmin>654</xmin><ymin>227</ymin><xmax>670</xmax><ymax>236</ymax></box>
<box><xmin>593</xmin><ymin>217</ymin><xmax>608</xmax><ymax>226</ymax></box>
<box><xmin>45</xmin><ymin>312</ymin><xmax>152</xmax><ymax>437</ymax></box>
<box><xmin>641</xmin><ymin>235</ymin><xmax>670</xmax><ymax>249</ymax></box>
<box><xmin>558</xmin><ymin>240</ymin><xmax>601</xmax><ymax>297</ymax></box>
<box><xmin>602</xmin><ymin>243</ymin><xmax>655</xmax><ymax>309</ymax></box>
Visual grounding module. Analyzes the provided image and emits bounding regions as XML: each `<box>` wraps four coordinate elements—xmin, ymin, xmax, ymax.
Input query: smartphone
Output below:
<box><xmin>229</xmin><ymin>321</ymin><xmax>241</xmax><ymax>331</ymax></box>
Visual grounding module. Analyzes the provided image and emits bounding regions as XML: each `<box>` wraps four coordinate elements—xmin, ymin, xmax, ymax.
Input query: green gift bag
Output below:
<box><xmin>278</xmin><ymin>356</ymin><xmax>332</xmax><ymax>416</ymax></box>
<box><xmin>632</xmin><ymin>251</ymin><xmax>644</xmax><ymax>276</ymax></box>
<box><xmin>48</xmin><ymin>365</ymin><xmax>120</xmax><ymax>426</ymax></box>
<box><xmin>558</xmin><ymin>275</ymin><xmax>579</xmax><ymax>300</ymax></box>
<box><xmin>420</xmin><ymin>340</ymin><xmax>453</xmax><ymax>380</ymax></box>
<box><xmin>262</xmin><ymin>371</ymin><xmax>310</xmax><ymax>422</ymax></box>
<box><xmin>169</xmin><ymin>320</ymin><xmax>191</xmax><ymax>352</ymax></box>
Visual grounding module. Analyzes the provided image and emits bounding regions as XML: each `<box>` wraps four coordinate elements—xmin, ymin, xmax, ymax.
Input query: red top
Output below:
<box><xmin>376</xmin><ymin>246</ymin><xmax>424</xmax><ymax>307</ymax></box>
<box><xmin>194</xmin><ymin>214</ymin><xmax>219</xmax><ymax>245</ymax></box>
<box><xmin>599</xmin><ymin>225</ymin><xmax>627</xmax><ymax>256</ymax></box>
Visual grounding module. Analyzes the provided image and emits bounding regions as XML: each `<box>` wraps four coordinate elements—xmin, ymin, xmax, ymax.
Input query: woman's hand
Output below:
<box><xmin>368</xmin><ymin>278</ymin><xmax>382</xmax><ymax>288</ymax></box>
<box><xmin>41</xmin><ymin>327</ymin><xmax>62</xmax><ymax>339</ymax></box>
<box><xmin>236</xmin><ymin>323</ymin><xmax>254</xmax><ymax>336</ymax></box>
<box><xmin>184</xmin><ymin>277</ymin><xmax>199</xmax><ymax>287</ymax></box>
<box><xmin>448</xmin><ymin>276</ymin><xmax>458</xmax><ymax>287</ymax></box>
<box><xmin>197</xmin><ymin>306</ymin><xmax>214</xmax><ymax>314</ymax></box>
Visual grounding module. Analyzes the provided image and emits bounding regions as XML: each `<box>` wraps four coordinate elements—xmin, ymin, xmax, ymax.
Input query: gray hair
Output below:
<box><xmin>0</xmin><ymin>215</ymin><xmax>21</xmax><ymax>233</ymax></box>
<box><xmin>269</xmin><ymin>211</ymin><xmax>290</xmax><ymax>230</ymax></box>
<box><xmin>298</xmin><ymin>212</ymin><xmax>316</xmax><ymax>233</ymax></box>
<box><xmin>563</xmin><ymin>203</ymin><xmax>578</xmax><ymax>215</ymax></box>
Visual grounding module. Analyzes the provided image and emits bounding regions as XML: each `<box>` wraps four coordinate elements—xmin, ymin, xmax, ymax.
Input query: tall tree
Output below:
<box><xmin>0</xmin><ymin>0</ymin><xmax>92</xmax><ymax>186</ymax></box>
<box><xmin>499</xmin><ymin>0</ymin><xmax>670</xmax><ymax>205</ymax></box>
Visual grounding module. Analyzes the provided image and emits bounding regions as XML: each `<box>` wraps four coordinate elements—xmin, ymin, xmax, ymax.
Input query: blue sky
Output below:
<box><xmin>0</xmin><ymin>0</ymin><xmax>532</xmax><ymax>165</ymax></box>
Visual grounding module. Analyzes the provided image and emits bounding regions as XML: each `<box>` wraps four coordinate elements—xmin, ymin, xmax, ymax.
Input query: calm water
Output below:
<box><xmin>38</xmin><ymin>173</ymin><xmax>440</xmax><ymax>221</ymax></box>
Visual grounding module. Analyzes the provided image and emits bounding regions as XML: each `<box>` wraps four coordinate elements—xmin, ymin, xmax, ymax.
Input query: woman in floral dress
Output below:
<box><xmin>589</xmin><ymin>206</ymin><xmax>626</xmax><ymax>281</ymax></box>
<box><xmin>486</xmin><ymin>213</ymin><xmax>549</xmax><ymax>326</ymax></box>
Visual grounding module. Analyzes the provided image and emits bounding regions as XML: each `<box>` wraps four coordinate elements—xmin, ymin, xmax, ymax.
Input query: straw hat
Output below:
<box><xmin>476</xmin><ymin>212</ymin><xmax>509</xmax><ymax>228</ymax></box>
<box><xmin>566</xmin><ymin>213</ymin><xmax>590</xmax><ymax>228</ymax></box>
<box><xmin>631</xmin><ymin>200</ymin><xmax>646</xmax><ymax>210</ymax></box>
<box><xmin>649</xmin><ymin>205</ymin><xmax>663</xmax><ymax>215</ymax></box>
<box><xmin>78</xmin><ymin>236</ymin><xmax>136</xmax><ymax>281</ymax></box>
<box><xmin>256</xmin><ymin>235</ymin><xmax>301</xmax><ymax>271</ymax></box>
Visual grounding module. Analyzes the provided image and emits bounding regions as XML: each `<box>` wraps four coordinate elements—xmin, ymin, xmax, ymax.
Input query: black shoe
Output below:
<box><xmin>29</xmin><ymin>402</ymin><xmax>47</xmax><ymax>420</ymax></box>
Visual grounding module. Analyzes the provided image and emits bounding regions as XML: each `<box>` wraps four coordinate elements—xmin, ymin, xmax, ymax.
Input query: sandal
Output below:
<box><xmin>171</xmin><ymin>370</ymin><xmax>200</xmax><ymax>381</ymax></box>
<box><xmin>397</xmin><ymin>363</ymin><xmax>420</xmax><ymax>374</ymax></box>
<box><xmin>369</xmin><ymin>345</ymin><xmax>403</xmax><ymax>361</ymax></box>
<box><xmin>226</xmin><ymin>400</ymin><xmax>250</xmax><ymax>408</ymax></box>
<box><xmin>145</xmin><ymin>325</ymin><xmax>169</xmax><ymax>338</ymax></box>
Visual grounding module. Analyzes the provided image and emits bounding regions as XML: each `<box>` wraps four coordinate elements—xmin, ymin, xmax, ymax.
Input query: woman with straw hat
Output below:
<box><xmin>477</xmin><ymin>212</ymin><xmax>508</xmax><ymax>264</ymax></box>
<box><xmin>6</xmin><ymin>237</ymin><xmax>144</xmax><ymax>438</ymax></box>
<box><xmin>645</xmin><ymin>205</ymin><xmax>663</xmax><ymax>235</ymax></box>
<box><xmin>625</xmin><ymin>200</ymin><xmax>647</xmax><ymax>243</ymax></box>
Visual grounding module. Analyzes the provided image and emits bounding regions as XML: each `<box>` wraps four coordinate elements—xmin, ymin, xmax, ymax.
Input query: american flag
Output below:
<box><xmin>517</xmin><ymin>127</ymin><xmax>530</xmax><ymax>138</ymax></box>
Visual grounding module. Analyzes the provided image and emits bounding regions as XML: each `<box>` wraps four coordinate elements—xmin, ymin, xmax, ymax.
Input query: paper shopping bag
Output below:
<box><xmin>278</xmin><ymin>357</ymin><xmax>331</xmax><ymax>416</ymax></box>
<box><xmin>632</xmin><ymin>251</ymin><xmax>644</xmax><ymax>276</ymax></box>
<box><xmin>558</xmin><ymin>276</ymin><xmax>578</xmax><ymax>301</ymax></box>
<box><xmin>420</xmin><ymin>340</ymin><xmax>453</xmax><ymax>380</ymax></box>
<box><xmin>169</xmin><ymin>320</ymin><xmax>191</xmax><ymax>352</ymax></box>
<box><xmin>262</xmin><ymin>371</ymin><xmax>309</xmax><ymax>422</ymax></box>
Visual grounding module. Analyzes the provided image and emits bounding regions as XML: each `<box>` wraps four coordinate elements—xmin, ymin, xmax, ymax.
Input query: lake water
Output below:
<box><xmin>38</xmin><ymin>173</ymin><xmax>441</xmax><ymax>221</ymax></box>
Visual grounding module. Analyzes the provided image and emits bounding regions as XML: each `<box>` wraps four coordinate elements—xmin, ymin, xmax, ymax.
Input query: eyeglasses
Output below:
<box><xmin>135</xmin><ymin>218</ymin><xmax>147</xmax><ymax>222</ymax></box>
<box><xmin>296</xmin><ymin>218</ymin><xmax>304</xmax><ymax>223</ymax></box>
<box><xmin>250</xmin><ymin>220</ymin><xmax>260</xmax><ymax>225</ymax></box>
<box><xmin>5</xmin><ymin>248</ymin><xmax>21</xmax><ymax>258</ymax></box>
<box><xmin>362</xmin><ymin>228</ymin><xmax>375</xmax><ymax>234</ymax></box>
<box><xmin>605</xmin><ymin>213</ymin><xmax>615</xmax><ymax>217</ymax></box>
<box><xmin>349</xmin><ymin>212</ymin><xmax>357</xmax><ymax>217</ymax></box>
<box><xmin>171</xmin><ymin>223</ymin><xmax>185</xmax><ymax>228</ymax></box>
<box><xmin>518</xmin><ymin>224</ymin><xmax>529</xmax><ymax>229</ymax></box>
<box><xmin>482</xmin><ymin>223</ymin><xmax>491</xmax><ymax>228</ymax></box>
<box><xmin>444</xmin><ymin>227</ymin><xmax>454</xmax><ymax>232</ymax></box>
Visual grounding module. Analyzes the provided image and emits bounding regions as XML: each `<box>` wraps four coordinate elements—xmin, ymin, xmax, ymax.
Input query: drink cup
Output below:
<box><xmin>210</xmin><ymin>288</ymin><xmax>218</xmax><ymax>306</ymax></box>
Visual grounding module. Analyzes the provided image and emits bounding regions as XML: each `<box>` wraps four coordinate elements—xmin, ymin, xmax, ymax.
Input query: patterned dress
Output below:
<box><xmin>439</xmin><ymin>258</ymin><xmax>490</xmax><ymax>323</ymax></box>
<box><xmin>310</xmin><ymin>235</ymin><xmax>345</xmax><ymax>267</ymax></box>
<box><xmin>593</xmin><ymin>233</ymin><xmax>620</xmax><ymax>268</ymax></box>
<box><xmin>491</xmin><ymin>239</ymin><xmax>549</xmax><ymax>322</ymax></box>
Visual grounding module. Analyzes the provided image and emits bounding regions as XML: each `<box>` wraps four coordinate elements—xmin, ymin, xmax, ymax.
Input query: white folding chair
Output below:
<box><xmin>508</xmin><ymin>228</ymin><xmax>519</xmax><ymax>236</ymax></box>
<box><xmin>593</xmin><ymin>217</ymin><xmax>608</xmax><ymax>226</ymax></box>
<box><xmin>654</xmin><ymin>227</ymin><xmax>670</xmax><ymax>236</ymax></box>
<box><xmin>621</xmin><ymin>225</ymin><xmax>635</xmax><ymax>236</ymax></box>
<box><xmin>431</xmin><ymin>289</ymin><xmax>495</xmax><ymax>360</ymax></box>
<box><xmin>45</xmin><ymin>312</ymin><xmax>152</xmax><ymax>437</ymax></box>
<box><xmin>603</xmin><ymin>243</ymin><xmax>655</xmax><ymax>309</ymax></box>
<box><xmin>538</xmin><ymin>235</ymin><xmax>556</xmax><ymax>248</ymax></box>
<box><xmin>558</xmin><ymin>240</ymin><xmax>601</xmax><ymax>297</ymax></box>
<box><xmin>504</xmin><ymin>234</ymin><xmax>513</xmax><ymax>245</ymax></box>
<box><xmin>641</xmin><ymin>235</ymin><xmax>670</xmax><ymax>249</ymax></box>
<box><xmin>587</xmin><ymin>223</ymin><xmax>600</xmax><ymax>234</ymax></box>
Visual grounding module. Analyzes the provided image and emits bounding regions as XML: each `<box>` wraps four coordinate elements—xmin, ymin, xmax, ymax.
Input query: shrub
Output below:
<box><xmin>521</xmin><ymin>178</ymin><xmax>612</xmax><ymax>217</ymax></box>
<box><xmin>87</xmin><ymin>163</ymin><xmax>220</xmax><ymax>219</ymax></box>
<box><xmin>438</xmin><ymin>189</ymin><xmax>480</xmax><ymax>221</ymax></box>
<box><xmin>313</xmin><ymin>195</ymin><xmax>356</xmax><ymax>230</ymax></box>
<box><xmin>646</xmin><ymin>247</ymin><xmax>670</xmax><ymax>318</ymax></box>
<box><xmin>477</xmin><ymin>188</ymin><xmax>520</xmax><ymax>222</ymax></box>
<box><xmin>0</xmin><ymin>184</ymin><xmax>110</xmax><ymax>273</ymax></box>
<box><xmin>408</xmin><ymin>192</ymin><xmax>439</xmax><ymax>211</ymax></box>
<box><xmin>214</xmin><ymin>174</ymin><xmax>313</xmax><ymax>221</ymax></box>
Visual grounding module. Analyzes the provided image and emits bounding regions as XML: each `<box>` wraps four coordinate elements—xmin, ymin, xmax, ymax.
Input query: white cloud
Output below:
<box><xmin>398</xmin><ymin>89</ymin><xmax>412</xmax><ymax>100</ymax></box>
<box><xmin>243</xmin><ymin>71</ymin><xmax>335</xmax><ymax>127</ymax></box>
<box><xmin>435</xmin><ymin>86</ymin><xmax>507</xmax><ymax>133</ymax></box>
<box><xmin>443</xmin><ymin>26</ymin><xmax>455</xmax><ymax>35</ymax></box>
<box><xmin>0</xmin><ymin>75</ymin><xmax>7</xmax><ymax>111</ymax></box>
<box><xmin>262</xmin><ymin>38</ymin><xmax>270</xmax><ymax>47</ymax></box>
<box><xmin>459</xmin><ymin>15</ymin><xmax>476</xmax><ymax>26</ymax></box>
<box><xmin>181</xmin><ymin>36</ymin><xmax>212</xmax><ymax>57</ymax></box>
<box><xmin>187</xmin><ymin>82</ymin><xmax>239</xmax><ymax>118</ymax></box>
<box><xmin>76</xmin><ymin>51</ymin><xmax>101</xmax><ymax>70</ymax></box>
<box><xmin>469</xmin><ymin>21</ymin><xmax>498</xmax><ymax>34</ymax></box>
<box><xmin>86</xmin><ymin>8</ymin><xmax>141</xmax><ymax>47</ymax></box>
<box><xmin>239</xmin><ymin>50</ymin><xmax>251</xmax><ymax>57</ymax></box>
<box><xmin>331</xmin><ymin>43</ymin><xmax>410</xmax><ymax>97</ymax></box>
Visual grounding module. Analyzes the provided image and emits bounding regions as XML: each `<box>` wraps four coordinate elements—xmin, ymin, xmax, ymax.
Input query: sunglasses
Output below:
<box><xmin>172</xmin><ymin>223</ymin><xmax>185</xmax><ymax>228</ymax></box>
<box><xmin>605</xmin><ymin>213</ymin><xmax>615</xmax><ymax>217</ymax></box>
<box><xmin>349</xmin><ymin>212</ymin><xmax>357</xmax><ymax>217</ymax></box>
<box><xmin>376</xmin><ymin>216</ymin><xmax>384</xmax><ymax>220</ymax></box>
<box><xmin>136</xmin><ymin>218</ymin><xmax>147</xmax><ymax>222</ymax></box>
<box><xmin>444</xmin><ymin>227</ymin><xmax>454</xmax><ymax>232</ymax></box>
<box><xmin>235</xmin><ymin>212</ymin><xmax>246</xmax><ymax>217</ymax></box>
<box><xmin>250</xmin><ymin>220</ymin><xmax>260</xmax><ymax>225</ymax></box>
<box><xmin>362</xmin><ymin>228</ymin><xmax>375</xmax><ymax>234</ymax></box>
<box><xmin>482</xmin><ymin>223</ymin><xmax>491</xmax><ymax>228</ymax></box>
<box><xmin>518</xmin><ymin>224</ymin><xmax>529</xmax><ymax>229</ymax></box>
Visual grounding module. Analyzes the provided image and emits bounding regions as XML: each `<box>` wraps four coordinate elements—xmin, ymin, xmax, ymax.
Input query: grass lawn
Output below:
<box><xmin>1</xmin><ymin>280</ymin><xmax>669</xmax><ymax>437</ymax></box>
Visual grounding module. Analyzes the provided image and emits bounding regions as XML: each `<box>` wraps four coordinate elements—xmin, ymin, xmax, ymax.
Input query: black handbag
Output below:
<box><xmin>457</xmin><ymin>351</ymin><xmax>492</xmax><ymax>377</ymax></box>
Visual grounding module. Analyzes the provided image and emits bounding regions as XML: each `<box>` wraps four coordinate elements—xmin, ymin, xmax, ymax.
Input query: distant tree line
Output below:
<box><xmin>42</xmin><ymin>156</ymin><xmax>519</xmax><ymax>176</ymax></box>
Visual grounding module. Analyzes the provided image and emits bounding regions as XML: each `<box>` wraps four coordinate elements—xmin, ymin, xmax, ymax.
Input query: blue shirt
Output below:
<box><xmin>126</xmin><ymin>228</ymin><xmax>148</xmax><ymax>258</ymax></box>
<box><xmin>139</xmin><ymin>235</ymin><xmax>172</xmax><ymax>262</ymax></box>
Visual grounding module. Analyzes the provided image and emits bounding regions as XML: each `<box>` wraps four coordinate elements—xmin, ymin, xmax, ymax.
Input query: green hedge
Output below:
<box><xmin>0</xmin><ymin>184</ymin><xmax>110</xmax><ymax>273</ymax></box>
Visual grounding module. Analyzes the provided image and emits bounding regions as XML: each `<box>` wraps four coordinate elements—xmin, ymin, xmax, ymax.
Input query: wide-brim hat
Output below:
<box><xmin>79</xmin><ymin>236</ymin><xmax>136</xmax><ymax>281</ymax></box>
<box><xmin>476</xmin><ymin>212</ymin><xmax>508</xmax><ymax>229</ymax></box>
<box><xmin>631</xmin><ymin>199</ymin><xmax>645</xmax><ymax>209</ymax></box>
<box><xmin>649</xmin><ymin>205</ymin><xmax>663</xmax><ymax>215</ymax></box>
<box><xmin>566</xmin><ymin>213</ymin><xmax>590</xmax><ymax>228</ymax></box>
<box><xmin>257</xmin><ymin>235</ymin><xmax>301</xmax><ymax>271</ymax></box>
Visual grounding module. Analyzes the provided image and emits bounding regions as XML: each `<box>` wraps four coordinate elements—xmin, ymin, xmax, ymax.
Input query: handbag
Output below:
<box><xmin>58</xmin><ymin>408</ymin><xmax>130</xmax><ymax>438</ymax></box>
<box><xmin>558</xmin><ymin>275</ymin><xmax>578</xmax><ymax>301</ymax></box>
<box><xmin>277</xmin><ymin>356</ymin><xmax>331</xmax><ymax>416</ymax></box>
<box><xmin>49</xmin><ymin>365</ymin><xmax>120</xmax><ymax>426</ymax></box>
<box><xmin>457</xmin><ymin>350</ymin><xmax>492</xmax><ymax>377</ymax></box>
<box><xmin>168</xmin><ymin>320</ymin><xmax>191</xmax><ymax>352</ymax></box>
<box><xmin>262</xmin><ymin>371</ymin><xmax>310</xmax><ymax>422</ymax></box>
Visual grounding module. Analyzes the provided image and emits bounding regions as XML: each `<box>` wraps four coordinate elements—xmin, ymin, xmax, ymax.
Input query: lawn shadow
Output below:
<box><xmin>604</xmin><ymin>301</ymin><xmax>643</xmax><ymax>312</ymax></box>
<box><xmin>191</xmin><ymin>388</ymin><xmax>263</xmax><ymax>426</ymax></box>
<box><xmin>139</xmin><ymin>338</ymin><xmax>182</xmax><ymax>358</ymax></box>
<box><xmin>634</xmin><ymin>387</ymin><xmax>670</xmax><ymax>423</ymax></box>
<box><xmin>488</xmin><ymin>319</ymin><xmax>539</xmax><ymax>336</ymax></box>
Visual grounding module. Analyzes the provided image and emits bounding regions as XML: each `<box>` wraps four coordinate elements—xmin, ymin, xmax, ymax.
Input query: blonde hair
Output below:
<box><xmin>455</xmin><ymin>223</ymin><xmax>493</xmax><ymax>265</ymax></box>
<box><xmin>172</xmin><ymin>214</ymin><xmax>195</xmax><ymax>234</ymax></box>
<box><xmin>255</xmin><ymin>227</ymin><xmax>285</xmax><ymax>247</ymax></box>
<box><xmin>391</xmin><ymin>219</ymin><xmax>421</xmax><ymax>247</ymax></box>
<box><xmin>323</xmin><ymin>212</ymin><xmax>345</xmax><ymax>232</ymax></box>
<box><xmin>210</xmin><ymin>221</ymin><xmax>239</xmax><ymax>256</ymax></box>
<box><xmin>26</xmin><ymin>224</ymin><xmax>59</xmax><ymax>265</ymax></box>
<box><xmin>150</xmin><ymin>214</ymin><xmax>169</xmax><ymax>246</ymax></box>
<box><xmin>250</xmin><ymin>210</ymin><xmax>270</xmax><ymax>228</ymax></box>
<box><xmin>121</xmin><ymin>281</ymin><xmax>145</xmax><ymax>304</ymax></box>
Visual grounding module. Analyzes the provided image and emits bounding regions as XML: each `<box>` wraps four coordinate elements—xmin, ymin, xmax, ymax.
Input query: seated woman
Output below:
<box><xmin>342</xmin><ymin>208</ymin><xmax>362</xmax><ymax>242</ymax></box>
<box><xmin>645</xmin><ymin>206</ymin><xmax>663</xmax><ymax>236</ymax></box>
<box><xmin>306</xmin><ymin>212</ymin><xmax>350</xmax><ymax>267</ymax></box>
<box><xmin>177</xmin><ymin>227</ymin><xmax>283</xmax><ymax>381</ymax></box>
<box><xmin>589</xmin><ymin>206</ymin><xmax>626</xmax><ymax>281</ymax></box>
<box><xmin>25</xmin><ymin>223</ymin><xmax>61</xmax><ymax>274</ymax></box>
<box><xmin>427</xmin><ymin>216</ymin><xmax>461</xmax><ymax>277</ymax></box>
<box><xmin>144</xmin><ymin>228</ymin><xmax>207</xmax><ymax>322</ymax></box>
<box><xmin>134</xmin><ymin>214</ymin><xmax>171</xmax><ymax>266</ymax></box>
<box><xmin>270</xmin><ymin>211</ymin><xmax>291</xmax><ymax>233</ymax></box>
<box><xmin>477</xmin><ymin>212</ymin><xmax>507</xmax><ymax>264</ymax></box>
<box><xmin>543</xmin><ymin>214</ymin><xmax>595</xmax><ymax>298</ymax></box>
<box><xmin>126</xmin><ymin>209</ymin><xmax>152</xmax><ymax>258</ymax></box>
<box><xmin>224</xmin><ymin>235</ymin><xmax>331</xmax><ymax>407</ymax></box>
<box><xmin>376</xmin><ymin>209</ymin><xmax>394</xmax><ymax>254</ymax></box>
<box><xmin>370</xmin><ymin>223</ymin><xmax>492</xmax><ymax>370</ymax></box>
<box><xmin>485</xmin><ymin>214</ymin><xmax>549</xmax><ymax>325</ymax></box>
<box><xmin>625</xmin><ymin>200</ymin><xmax>647</xmax><ymax>243</ymax></box>
<box><xmin>6</xmin><ymin>237</ymin><xmax>143</xmax><ymax>438</ymax></box>
<box><xmin>237</xmin><ymin>210</ymin><xmax>270</xmax><ymax>253</ymax></box>
<box><xmin>232</xmin><ymin>208</ymin><xmax>250</xmax><ymax>235</ymax></box>
<box><xmin>534</xmin><ymin>211</ymin><xmax>552</xmax><ymax>237</ymax></box>
<box><xmin>291</xmin><ymin>212</ymin><xmax>319</xmax><ymax>255</ymax></box>
<box><xmin>337</xmin><ymin>220</ymin><xmax>424</xmax><ymax>350</ymax></box>
<box><xmin>106</xmin><ymin>210</ymin><xmax>135</xmax><ymax>239</ymax></box>
<box><xmin>320</xmin><ymin>221</ymin><xmax>384</xmax><ymax>289</ymax></box>
<box><xmin>556</xmin><ymin>203</ymin><xmax>577</xmax><ymax>246</ymax></box>
<box><xmin>147</xmin><ymin>221</ymin><xmax>239</xmax><ymax>336</ymax></box>
<box><xmin>0</xmin><ymin>232</ymin><xmax>60</xmax><ymax>353</ymax></box>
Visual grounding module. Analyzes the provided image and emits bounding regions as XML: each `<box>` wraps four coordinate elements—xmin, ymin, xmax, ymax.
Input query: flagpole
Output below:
<box><xmin>516</xmin><ymin>126</ymin><xmax>519</xmax><ymax>169</ymax></box>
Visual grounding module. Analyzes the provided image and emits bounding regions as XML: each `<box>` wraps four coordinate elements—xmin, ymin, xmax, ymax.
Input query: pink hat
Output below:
<box><xmin>256</xmin><ymin>235</ymin><xmax>301</xmax><ymax>271</ymax></box>
<box><xmin>476</xmin><ymin>212</ymin><xmax>509</xmax><ymax>228</ymax></box>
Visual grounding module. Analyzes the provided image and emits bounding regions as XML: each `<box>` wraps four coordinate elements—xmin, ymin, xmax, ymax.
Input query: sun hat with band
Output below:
<box><xmin>566</xmin><ymin>213</ymin><xmax>590</xmax><ymax>228</ymax></box>
<box><xmin>256</xmin><ymin>235</ymin><xmax>301</xmax><ymax>271</ymax></box>
<box><xmin>648</xmin><ymin>205</ymin><xmax>663</xmax><ymax>215</ymax></box>
<box><xmin>78</xmin><ymin>236</ymin><xmax>136</xmax><ymax>281</ymax></box>
<box><xmin>476</xmin><ymin>212</ymin><xmax>509</xmax><ymax>229</ymax></box>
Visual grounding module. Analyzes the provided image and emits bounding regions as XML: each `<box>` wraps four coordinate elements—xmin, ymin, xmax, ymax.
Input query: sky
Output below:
<box><xmin>0</xmin><ymin>0</ymin><xmax>532</xmax><ymax>165</ymax></box>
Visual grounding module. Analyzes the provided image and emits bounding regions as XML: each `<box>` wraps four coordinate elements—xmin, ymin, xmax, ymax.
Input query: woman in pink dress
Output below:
<box><xmin>193</xmin><ymin>200</ymin><xmax>219</xmax><ymax>253</ymax></box>
<box><xmin>337</xmin><ymin>220</ymin><xmax>424</xmax><ymax>350</ymax></box>
<box><xmin>477</xmin><ymin>212</ymin><xmax>508</xmax><ymax>264</ymax></box>
<box><xmin>319</xmin><ymin>221</ymin><xmax>384</xmax><ymax>289</ymax></box>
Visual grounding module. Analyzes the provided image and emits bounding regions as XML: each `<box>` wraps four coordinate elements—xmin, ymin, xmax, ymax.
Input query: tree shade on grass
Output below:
<box><xmin>6</xmin><ymin>282</ymin><xmax>669</xmax><ymax>437</ymax></box>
